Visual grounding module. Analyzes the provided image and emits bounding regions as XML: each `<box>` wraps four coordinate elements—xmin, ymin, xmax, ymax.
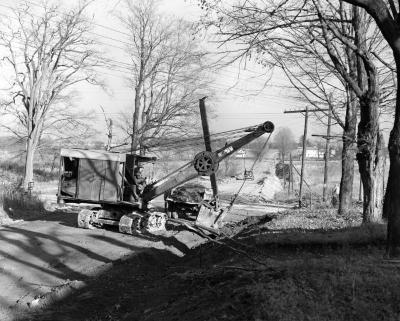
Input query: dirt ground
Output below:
<box><xmin>12</xmin><ymin>207</ymin><xmax>398</xmax><ymax>321</ymax></box>
<box><xmin>3</xmin><ymin>174</ymin><xmax>391</xmax><ymax>321</ymax></box>
<box><xmin>0</xmin><ymin>207</ymin><xmax>202</xmax><ymax>321</ymax></box>
<box><xmin>0</xmin><ymin>195</ymin><xmax>288</xmax><ymax>321</ymax></box>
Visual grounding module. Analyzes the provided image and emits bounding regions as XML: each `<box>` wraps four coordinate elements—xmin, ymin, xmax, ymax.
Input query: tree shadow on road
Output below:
<box><xmin>0</xmin><ymin>222</ymin><xmax>186</xmax><ymax>321</ymax></box>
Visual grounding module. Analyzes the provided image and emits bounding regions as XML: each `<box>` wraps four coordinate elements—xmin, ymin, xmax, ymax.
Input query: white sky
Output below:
<box><xmin>0</xmin><ymin>0</ymin><xmax>392</xmax><ymax>147</ymax></box>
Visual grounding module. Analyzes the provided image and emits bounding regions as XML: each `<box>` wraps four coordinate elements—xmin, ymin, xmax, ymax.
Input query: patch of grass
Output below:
<box><xmin>274</xmin><ymin>190</ymin><xmax>298</xmax><ymax>203</ymax></box>
<box><xmin>265</xmin><ymin>207</ymin><xmax>363</xmax><ymax>231</ymax></box>
<box><xmin>1</xmin><ymin>186</ymin><xmax>45</xmax><ymax>221</ymax></box>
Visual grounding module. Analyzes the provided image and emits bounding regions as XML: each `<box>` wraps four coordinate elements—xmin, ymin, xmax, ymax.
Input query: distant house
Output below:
<box><xmin>306</xmin><ymin>148</ymin><xmax>320</xmax><ymax>158</ymax></box>
<box><xmin>295</xmin><ymin>146</ymin><xmax>337</xmax><ymax>159</ymax></box>
<box><xmin>235</xmin><ymin>149</ymin><xmax>257</xmax><ymax>159</ymax></box>
<box><xmin>235</xmin><ymin>149</ymin><xmax>246</xmax><ymax>158</ymax></box>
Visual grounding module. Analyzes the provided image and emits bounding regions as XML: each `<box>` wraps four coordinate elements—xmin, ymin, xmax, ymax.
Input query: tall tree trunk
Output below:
<box><xmin>131</xmin><ymin>38</ymin><xmax>145</xmax><ymax>154</ymax></box>
<box><xmin>357</xmin><ymin>94</ymin><xmax>383</xmax><ymax>223</ymax></box>
<box><xmin>375</xmin><ymin>132</ymin><xmax>385</xmax><ymax>214</ymax></box>
<box><xmin>352</xmin><ymin>6</ymin><xmax>383</xmax><ymax>223</ymax></box>
<box><xmin>23</xmin><ymin>137</ymin><xmax>36</xmax><ymax>190</ymax></box>
<box><xmin>385</xmin><ymin>55</ymin><xmax>400</xmax><ymax>257</ymax></box>
<box><xmin>339</xmin><ymin>91</ymin><xmax>357</xmax><ymax>214</ymax></box>
<box><xmin>131</xmin><ymin>85</ymin><xmax>141</xmax><ymax>154</ymax></box>
<box><xmin>339</xmin><ymin>8</ymin><xmax>359</xmax><ymax>215</ymax></box>
<box><xmin>23</xmin><ymin>108</ymin><xmax>43</xmax><ymax>191</ymax></box>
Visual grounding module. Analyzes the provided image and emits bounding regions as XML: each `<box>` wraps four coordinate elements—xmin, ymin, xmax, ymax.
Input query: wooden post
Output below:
<box><xmin>323</xmin><ymin>105</ymin><xmax>332</xmax><ymax>202</ymax></box>
<box><xmin>199</xmin><ymin>98</ymin><xmax>218</xmax><ymax>198</ymax></box>
<box><xmin>289</xmin><ymin>153</ymin><xmax>294</xmax><ymax>194</ymax></box>
<box><xmin>299</xmin><ymin>107</ymin><xmax>309</xmax><ymax>207</ymax></box>
<box><xmin>288</xmin><ymin>153</ymin><xmax>291</xmax><ymax>195</ymax></box>
<box><xmin>283</xmin><ymin>153</ymin><xmax>286</xmax><ymax>189</ymax></box>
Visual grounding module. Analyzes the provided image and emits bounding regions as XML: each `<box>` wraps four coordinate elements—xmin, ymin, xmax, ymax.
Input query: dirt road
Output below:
<box><xmin>0</xmin><ymin>199</ymin><xmax>289</xmax><ymax>321</ymax></box>
<box><xmin>0</xmin><ymin>208</ymin><xmax>208</xmax><ymax>321</ymax></box>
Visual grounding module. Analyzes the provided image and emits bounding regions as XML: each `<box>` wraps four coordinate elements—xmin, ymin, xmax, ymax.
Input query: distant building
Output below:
<box><xmin>235</xmin><ymin>149</ymin><xmax>246</xmax><ymax>158</ymax></box>
<box><xmin>296</xmin><ymin>146</ymin><xmax>337</xmax><ymax>159</ymax></box>
<box><xmin>306</xmin><ymin>148</ymin><xmax>320</xmax><ymax>158</ymax></box>
<box><xmin>235</xmin><ymin>149</ymin><xmax>257</xmax><ymax>159</ymax></box>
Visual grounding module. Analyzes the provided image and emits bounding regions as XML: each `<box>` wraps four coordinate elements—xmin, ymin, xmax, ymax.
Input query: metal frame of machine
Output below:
<box><xmin>57</xmin><ymin>120</ymin><xmax>274</xmax><ymax>234</ymax></box>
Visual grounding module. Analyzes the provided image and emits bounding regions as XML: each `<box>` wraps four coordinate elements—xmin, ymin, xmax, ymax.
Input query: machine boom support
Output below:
<box><xmin>144</xmin><ymin>121</ymin><xmax>274</xmax><ymax>201</ymax></box>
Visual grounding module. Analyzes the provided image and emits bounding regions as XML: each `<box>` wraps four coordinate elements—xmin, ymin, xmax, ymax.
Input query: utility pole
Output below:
<box><xmin>311</xmin><ymin>106</ymin><xmax>333</xmax><ymax>202</ymax></box>
<box><xmin>283</xmin><ymin>152</ymin><xmax>286</xmax><ymax>189</ymax></box>
<box><xmin>323</xmin><ymin>106</ymin><xmax>332</xmax><ymax>202</ymax></box>
<box><xmin>284</xmin><ymin>107</ymin><xmax>328</xmax><ymax>207</ymax></box>
<box><xmin>199</xmin><ymin>97</ymin><xmax>218</xmax><ymax>200</ymax></box>
<box><xmin>299</xmin><ymin>108</ymin><xmax>308</xmax><ymax>207</ymax></box>
<box><xmin>289</xmin><ymin>153</ymin><xmax>293</xmax><ymax>195</ymax></box>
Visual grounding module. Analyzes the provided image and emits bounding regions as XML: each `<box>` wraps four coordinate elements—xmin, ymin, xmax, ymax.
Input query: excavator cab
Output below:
<box><xmin>57</xmin><ymin>149</ymin><xmax>156</xmax><ymax>205</ymax></box>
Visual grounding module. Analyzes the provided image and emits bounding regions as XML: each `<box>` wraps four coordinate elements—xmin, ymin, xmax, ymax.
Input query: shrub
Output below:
<box><xmin>1</xmin><ymin>186</ymin><xmax>45</xmax><ymax>220</ymax></box>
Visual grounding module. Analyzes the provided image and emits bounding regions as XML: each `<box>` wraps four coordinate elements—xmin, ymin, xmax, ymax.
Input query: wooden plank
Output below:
<box><xmin>101</xmin><ymin>160</ymin><xmax>120</xmax><ymax>202</ymax></box>
<box><xmin>78</xmin><ymin>159</ymin><xmax>104</xmax><ymax>201</ymax></box>
<box><xmin>60</xmin><ymin>148</ymin><xmax>126</xmax><ymax>162</ymax></box>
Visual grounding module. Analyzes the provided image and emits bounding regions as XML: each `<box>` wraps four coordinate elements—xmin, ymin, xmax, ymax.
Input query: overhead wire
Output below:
<box><xmin>116</xmin><ymin>128</ymin><xmax>253</xmax><ymax>154</ymax></box>
<box><xmin>0</xmin><ymin>0</ymin><xmax>320</xmax><ymax>96</ymax></box>
<box><xmin>147</xmin><ymin>134</ymin><xmax>246</xmax><ymax>153</ymax></box>
<box><xmin>2</xmin><ymin>0</ymin><xmax>213</xmax><ymax>54</ymax></box>
<box><xmin>0</xmin><ymin>2</ymin><xmax>312</xmax><ymax>121</ymax></box>
<box><xmin>226</xmin><ymin>131</ymin><xmax>274</xmax><ymax>212</ymax></box>
<box><xmin>0</xmin><ymin>11</ymin><xmax>299</xmax><ymax>103</ymax></box>
<box><xmin>114</xmin><ymin>122</ymin><xmax>270</xmax><ymax>154</ymax></box>
<box><xmin>0</xmin><ymin>1</ymin><xmax>297</xmax><ymax>89</ymax></box>
<box><xmin>0</xmin><ymin>39</ymin><xmax>297</xmax><ymax>104</ymax></box>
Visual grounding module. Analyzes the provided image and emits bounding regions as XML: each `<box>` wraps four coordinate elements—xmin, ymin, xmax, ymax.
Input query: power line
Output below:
<box><xmin>0</xmin><ymin>23</ymin><xmax>303</xmax><ymax>105</ymax></box>
<box><xmin>24</xmin><ymin>0</ymin><xmax>133</xmax><ymax>38</ymax></box>
<box><xmin>0</xmin><ymin>3</ymin><xmax>130</xmax><ymax>51</ymax></box>
<box><xmin>0</xmin><ymin>12</ymin><xmax>296</xmax><ymax>100</ymax></box>
<box><xmin>0</xmin><ymin>0</ymin><xmax>304</xmax><ymax>92</ymax></box>
<box><xmin>1</xmin><ymin>0</ymin><xmax>212</xmax><ymax>55</ymax></box>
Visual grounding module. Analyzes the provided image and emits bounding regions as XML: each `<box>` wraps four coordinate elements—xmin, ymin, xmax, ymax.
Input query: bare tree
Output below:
<box><xmin>119</xmin><ymin>0</ymin><xmax>213</xmax><ymax>155</ymax></box>
<box><xmin>312</xmin><ymin>1</ymin><xmax>385</xmax><ymax>222</ymax></box>
<box><xmin>199</xmin><ymin>0</ymin><xmax>393</xmax><ymax>221</ymax></box>
<box><xmin>334</xmin><ymin>0</ymin><xmax>400</xmax><ymax>256</ymax></box>
<box><xmin>274</xmin><ymin>127</ymin><xmax>296</xmax><ymax>160</ymax></box>
<box><xmin>99</xmin><ymin>105</ymin><xmax>113</xmax><ymax>151</ymax></box>
<box><xmin>0</xmin><ymin>1</ymin><xmax>99</xmax><ymax>189</ymax></box>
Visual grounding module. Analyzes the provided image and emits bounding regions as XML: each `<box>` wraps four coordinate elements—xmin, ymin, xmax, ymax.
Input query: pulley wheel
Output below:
<box><xmin>193</xmin><ymin>151</ymin><xmax>219</xmax><ymax>176</ymax></box>
<box><xmin>262</xmin><ymin>121</ymin><xmax>274</xmax><ymax>133</ymax></box>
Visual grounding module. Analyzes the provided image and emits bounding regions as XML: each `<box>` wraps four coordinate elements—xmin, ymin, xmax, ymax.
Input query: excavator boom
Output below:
<box><xmin>142</xmin><ymin>121</ymin><xmax>274</xmax><ymax>203</ymax></box>
<box><xmin>142</xmin><ymin>162</ymin><xmax>198</xmax><ymax>203</ymax></box>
